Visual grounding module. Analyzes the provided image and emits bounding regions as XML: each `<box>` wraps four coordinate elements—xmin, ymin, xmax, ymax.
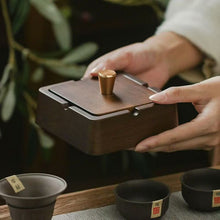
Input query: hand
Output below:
<box><xmin>83</xmin><ymin>32</ymin><xmax>203</xmax><ymax>89</ymax></box>
<box><xmin>135</xmin><ymin>76</ymin><xmax>220</xmax><ymax>152</ymax></box>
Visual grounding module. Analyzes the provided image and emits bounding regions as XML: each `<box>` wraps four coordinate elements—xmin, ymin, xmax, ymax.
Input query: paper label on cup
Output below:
<box><xmin>6</xmin><ymin>175</ymin><xmax>25</xmax><ymax>193</ymax></box>
<box><xmin>151</xmin><ymin>199</ymin><xmax>163</xmax><ymax>218</ymax></box>
<box><xmin>212</xmin><ymin>189</ymin><xmax>220</xmax><ymax>207</ymax></box>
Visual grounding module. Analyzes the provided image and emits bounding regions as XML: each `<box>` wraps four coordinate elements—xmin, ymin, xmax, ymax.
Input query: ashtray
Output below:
<box><xmin>36</xmin><ymin>73</ymin><xmax>178</xmax><ymax>155</ymax></box>
<box><xmin>115</xmin><ymin>179</ymin><xmax>170</xmax><ymax>220</ymax></box>
<box><xmin>181</xmin><ymin>168</ymin><xmax>220</xmax><ymax>211</ymax></box>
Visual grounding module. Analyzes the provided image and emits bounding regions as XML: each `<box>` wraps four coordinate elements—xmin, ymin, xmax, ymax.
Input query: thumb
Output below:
<box><xmin>149</xmin><ymin>84</ymin><xmax>201</xmax><ymax>104</ymax></box>
<box><xmin>83</xmin><ymin>47</ymin><xmax>132</xmax><ymax>79</ymax></box>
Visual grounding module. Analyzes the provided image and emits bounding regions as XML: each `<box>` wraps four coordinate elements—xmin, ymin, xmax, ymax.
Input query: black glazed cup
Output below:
<box><xmin>115</xmin><ymin>179</ymin><xmax>170</xmax><ymax>220</ymax></box>
<box><xmin>181</xmin><ymin>168</ymin><xmax>220</xmax><ymax>211</ymax></box>
<box><xmin>0</xmin><ymin>173</ymin><xmax>67</xmax><ymax>220</ymax></box>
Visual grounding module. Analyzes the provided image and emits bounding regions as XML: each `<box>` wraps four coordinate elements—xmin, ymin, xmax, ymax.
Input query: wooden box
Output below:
<box><xmin>36</xmin><ymin>74</ymin><xmax>178</xmax><ymax>155</ymax></box>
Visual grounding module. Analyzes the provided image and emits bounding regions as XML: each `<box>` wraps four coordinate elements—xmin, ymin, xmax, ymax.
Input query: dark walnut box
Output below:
<box><xmin>36</xmin><ymin>74</ymin><xmax>178</xmax><ymax>155</ymax></box>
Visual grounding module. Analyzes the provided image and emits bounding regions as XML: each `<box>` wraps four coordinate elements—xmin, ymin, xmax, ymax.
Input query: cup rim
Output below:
<box><xmin>0</xmin><ymin>173</ymin><xmax>67</xmax><ymax>200</ymax></box>
<box><xmin>180</xmin><ymin>168</ymin><xmax>220</xmax><ymax>193</ymax></box>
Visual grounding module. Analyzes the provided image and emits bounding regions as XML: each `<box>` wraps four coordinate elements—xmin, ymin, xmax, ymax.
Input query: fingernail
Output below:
<box><xmin>90</xmin><ymin>67</ymin><xmax>98</xmax><ymax>74</ymax></box>
<box><xmin>90</xmin><ymin>63</ymin><xmax>106</xmax><ymax>75</ymax></box>
<box><xmin>90</xmin><ymin>72</ymin><xmax>98</xmax><ymax>79</ymax></box>
<box><xmin>149</xmin><ymin>92</ymin><xmax>166</xmax><ymax>102</ymax></box>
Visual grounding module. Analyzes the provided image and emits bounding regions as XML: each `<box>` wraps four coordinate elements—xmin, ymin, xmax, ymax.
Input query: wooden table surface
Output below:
<box><xmin>1</xmin><ymin>166</ymin><xmax>219</xmax><ymax>220</ymax></box>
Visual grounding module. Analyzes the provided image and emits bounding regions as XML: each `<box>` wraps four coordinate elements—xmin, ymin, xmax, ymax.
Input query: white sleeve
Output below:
<box><xmin>156</xmin><ymin>0</ymin><xmax>220</xmax><ymax>75</ymax></box>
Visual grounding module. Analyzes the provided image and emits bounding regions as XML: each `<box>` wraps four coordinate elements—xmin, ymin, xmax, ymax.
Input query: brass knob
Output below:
<box><xmin>98</xmin><ymin>70</ymin><xmax>116</xmax><ymax>95</ymax></box>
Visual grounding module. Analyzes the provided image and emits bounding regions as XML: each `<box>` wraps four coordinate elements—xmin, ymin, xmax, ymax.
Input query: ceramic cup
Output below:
<box><xmin>115</xmin><ymin>179</ymin><xmax>170</xmax><ymax>220</ymax></box>
<box><xmin>181</xmin><ymin>168</ymin><xmax>220</xmax><ymax>211</ymax></box>
<box><xmin>0</xmin><ymin>173</ymin><xmax>67</xmax><ymax>220</ymax></box>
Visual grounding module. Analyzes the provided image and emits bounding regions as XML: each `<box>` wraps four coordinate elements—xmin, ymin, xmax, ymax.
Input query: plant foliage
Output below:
<box><xmin>0</xmin><ymin>0</ymin><xmax>98</xmax><ymax>150</ymax></box>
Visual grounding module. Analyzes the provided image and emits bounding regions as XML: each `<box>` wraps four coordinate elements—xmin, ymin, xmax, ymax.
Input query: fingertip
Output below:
<box><xmin>163</xmin><ymin>85</ymin><xmax>199</xmax><ymax>103</ymax></box>
<box><xmin>81</xmin><ymin>74</ymin><xmax>90</xmax><ymax>80</ymax></box>
<box><xmin>135</xmin><ymin>144</ymin><xmax>147</xmax><ymax>152</ymax></box>
<box><xmin>90</xmin><ymin>72</ymin><xmax>98</xmax><ymax>76</ymax></box>
<box><xmin>90</xmin><ymin>72</ymin><xmax>98</xmax><ymax>79</ymax></box>
<box><xmin>149</xmin><ymin>92</ymin><xmax>166</xmax><ymax>103</ymax></box>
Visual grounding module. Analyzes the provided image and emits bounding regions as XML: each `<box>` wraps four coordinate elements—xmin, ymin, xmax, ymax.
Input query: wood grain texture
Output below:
<box><xmin>1</xmin><ymin>166</ymin><xmax>219</xmax><ymax>219</ymax></box>
<box><xmin>49</xmin><ymin>74</ymin><xmax>154</xmax><ymax>116</ymax></box>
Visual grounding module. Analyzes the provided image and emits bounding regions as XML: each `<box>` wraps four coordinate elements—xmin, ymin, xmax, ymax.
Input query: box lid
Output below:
<box><xmin>49</xmin><ymin>74</ymin><xmax>155</xmax><ymax>116</ymax></box>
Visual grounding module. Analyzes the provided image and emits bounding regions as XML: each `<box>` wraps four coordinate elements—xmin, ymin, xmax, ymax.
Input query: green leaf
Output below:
<box><xmin>30</xmin><ymin>0</ymin><xmax>72</xmax><ymax>50</ymax></box>
<box><xmin>1</xmin><ymin>80</ymin><xmax>16</xmax><ymax>122</ymax></box>
<box><xmin>12</xmin><ymin>0</ymin><xmax>30</xmax><ymax>34</ymax></box>
<box><xmin>62</xmin><ymin>42</ymin><xmax>98</xmax><ymax>64</ymax></box>
<box><xmin>30</xmin><ymin>0</ymin><xmax>63</xmax><ymax>24</ymax></box>
<box><xmin>31</xmin><ymin>67</ymin><xmax>44</xmax><ymax>82</ymax></box>
<box><xmin>37</xmin><ymin>128</ymin><xmax>54</xmax><ymax>149</ymax></box>
<box><xmin>0</xmin><ymin>86</ymin><xmax>7</xmax><ymax>104</ymax></box>
<box><xmin>48</xmin><ymin>65</ymin><xmax>86</xmax><ymax>79</ymax></box>
<box><xmin>0</xmin><ymin>64</ymin><xmax>12</xmax><ymax>87</ymax></box>
<box><xmin>35</xmin><ymin>49</ymin><xmax>69</xmax><ymax>59</ymax></box>
<box><xmin>52</xmin><ymin>17</ymin><xmax>72</xmax><ymax>50</ymax></box>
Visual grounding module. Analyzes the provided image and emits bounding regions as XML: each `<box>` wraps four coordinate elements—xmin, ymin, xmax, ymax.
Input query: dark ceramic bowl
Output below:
<box><xmin>115</xmin><ymin>179</ymin><xmax>170</xmax><ymax>220</ymax></box>
<box><xmin>181</xmin><ymin>168</ymin><xmax>220</xmax><ymax>211</ymax></box>
<box><xmin>0</xmin><ymin>173</ymin><xmax>67</xmax><ymax>220</ymax></box>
